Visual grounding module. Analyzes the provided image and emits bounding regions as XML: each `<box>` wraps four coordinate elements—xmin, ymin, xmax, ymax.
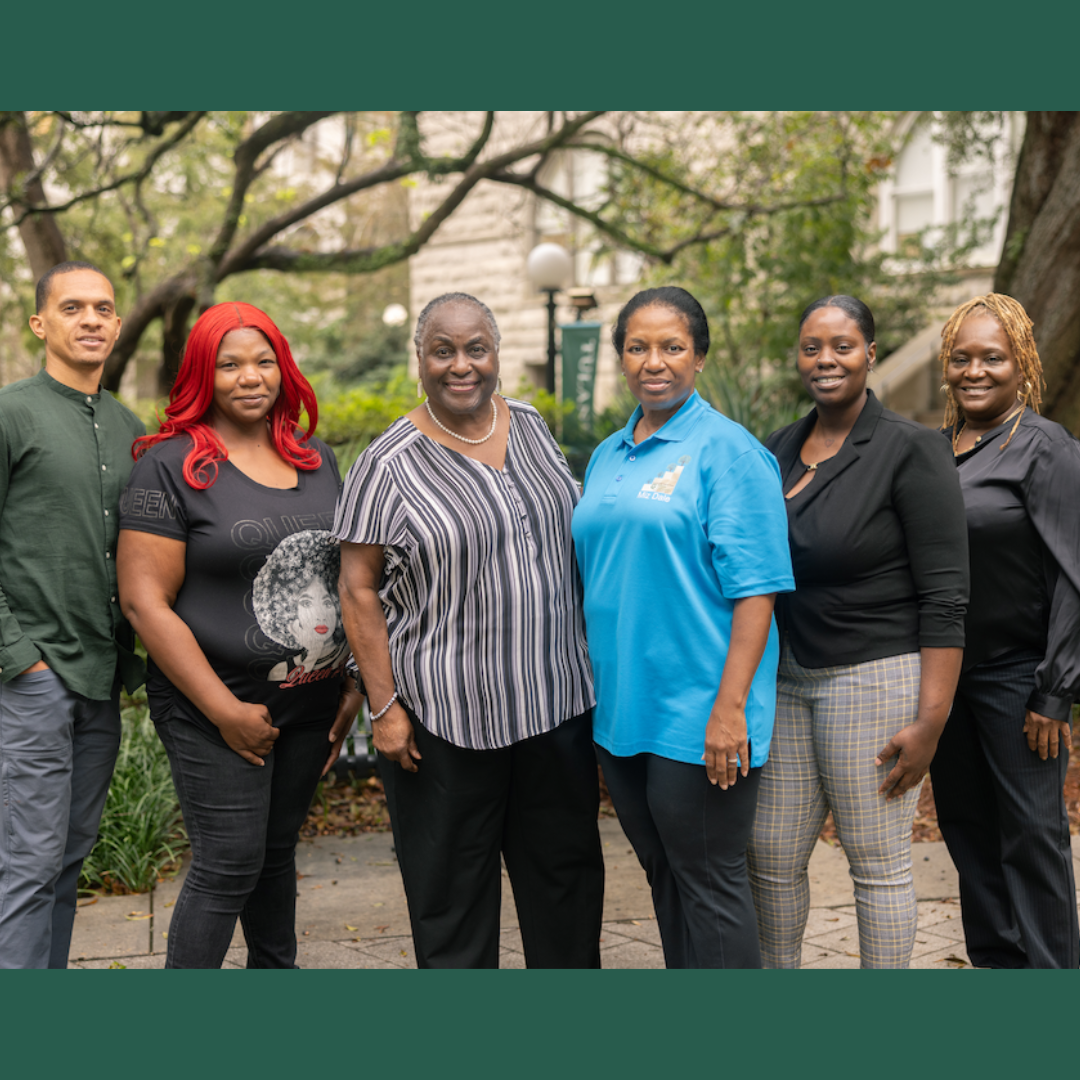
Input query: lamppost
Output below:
<box><xmin>526</xmin><ymin>242</ymin><xmax>574</xmax><ymax>394</ymax></box>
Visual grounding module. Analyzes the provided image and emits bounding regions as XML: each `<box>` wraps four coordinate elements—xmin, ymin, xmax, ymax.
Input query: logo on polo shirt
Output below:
<box><xmin>637</xmin><ymin>455</ymin><xmax>691</xmax><ymax>502</ymax></box>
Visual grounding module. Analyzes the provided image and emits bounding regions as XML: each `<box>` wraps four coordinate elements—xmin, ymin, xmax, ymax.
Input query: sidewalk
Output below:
<box><xmin>68</xmin><ymin>821</ymin><xmax>1080</xmax><ymax>969</ymax></box>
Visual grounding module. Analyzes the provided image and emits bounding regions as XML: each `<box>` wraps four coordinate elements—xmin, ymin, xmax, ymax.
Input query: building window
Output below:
<box><xmin>879</xmin><ymin>112</ymin><xmax>1021</xmax><ymax>268</ymax></box>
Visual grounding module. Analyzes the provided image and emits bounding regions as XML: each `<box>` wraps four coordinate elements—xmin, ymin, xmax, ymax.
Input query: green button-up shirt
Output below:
<box><xmin>0</xmin><ymin>368</ymin><xmax>146</xmax><ymax>698</ymax></box>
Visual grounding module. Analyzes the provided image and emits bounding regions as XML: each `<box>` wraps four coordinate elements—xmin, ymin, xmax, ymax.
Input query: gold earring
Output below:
<box><xmin>417</xmin><ymin>380</ymin><xmax>424</xmax><ymax>400</ymax></box>
<box><xmin>939</xmin><ymin>383</ymin><xmax>950</xmax><ymax>394</ymax></box>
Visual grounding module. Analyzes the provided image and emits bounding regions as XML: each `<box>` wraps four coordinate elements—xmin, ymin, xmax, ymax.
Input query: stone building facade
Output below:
<box><xmin>407</xmin><ymin>111</ymin><xmax>1022</xmax><ymax>422</ymax></box>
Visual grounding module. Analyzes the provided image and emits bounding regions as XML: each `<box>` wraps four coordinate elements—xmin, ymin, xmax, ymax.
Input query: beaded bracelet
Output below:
<box><xmin>370</xmin><ymin>690</ymin><xmax>398</xmax><ymax>721</ymax></box>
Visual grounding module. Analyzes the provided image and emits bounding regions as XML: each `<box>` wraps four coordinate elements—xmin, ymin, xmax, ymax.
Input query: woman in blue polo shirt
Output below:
<box><xmin>572</xmin><ymin>287</ymin><xmax>794</xmax><ymax>968</ymax></box>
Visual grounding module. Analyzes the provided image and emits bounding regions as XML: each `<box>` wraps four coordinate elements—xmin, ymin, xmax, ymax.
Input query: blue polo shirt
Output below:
<box><xmin>572</xmin><ymin>392</ymin><xmax>794</xmax><ymax>768</ymax></box>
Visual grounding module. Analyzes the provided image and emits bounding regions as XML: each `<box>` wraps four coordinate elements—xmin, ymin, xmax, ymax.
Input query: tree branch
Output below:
<box><xmin>207</xmin><ymin>111</ymin><xmax>339</xmax><ymax>265</ymax></box>
<box><xmin>3</xmin><ymin>112</ymin><xmax>206</xmax><ymax>229</ymax></box>
<box><xmin>224</xmin><ymin>111</ymin><xmax>607</xmax><ymax>278</ymax></box>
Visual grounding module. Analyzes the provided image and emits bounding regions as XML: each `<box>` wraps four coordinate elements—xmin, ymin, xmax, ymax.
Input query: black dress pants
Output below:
<box><xmin>596</xmin><ymin>744</ymin><xmax>763</xmax><ymax>969</ymax></box>
<box><xmin>379</xmin><ymin>709</ymin><xmax>603</xmax><ymax>969</ymax></box>
<box><xmin>932</xmin><ymin>652</ymin><xmax>1079</xmax><ymax>969</ymax></box>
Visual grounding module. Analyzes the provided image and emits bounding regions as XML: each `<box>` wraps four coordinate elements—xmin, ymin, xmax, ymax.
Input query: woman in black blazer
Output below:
<box><xmin>746</xmin><ymin>295</ymin><xmax>969</xmax><ymax>968</ymax></box>
<box><xmin>932</xmin><ymin>293</ymin><xmax>1079</xmax><ymax>968</ymax></box>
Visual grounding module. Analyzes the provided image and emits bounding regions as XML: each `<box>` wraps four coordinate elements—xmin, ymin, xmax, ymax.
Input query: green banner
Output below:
<box><xmin>560</xmin><ymin>321</ymin><xmax>602</xmax><ymax>427</ymax></box>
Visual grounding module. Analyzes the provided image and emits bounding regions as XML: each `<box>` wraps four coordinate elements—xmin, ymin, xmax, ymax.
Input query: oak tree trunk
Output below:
<box><xmin>995</xmin><ymin>112</ymin><xmax>1080</xmax><ymax>433</ymax></box>
<box><xmin>0</xmin><ymin>112</ymin><xmax>68</xmax><ymax>280</ymax></box>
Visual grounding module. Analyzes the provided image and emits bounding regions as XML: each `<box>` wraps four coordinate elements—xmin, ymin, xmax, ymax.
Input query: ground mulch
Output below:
<box><xmin>303</xmin><ymin>750</ymin><xmax>1080</xmax><ymax>843</ymax></box>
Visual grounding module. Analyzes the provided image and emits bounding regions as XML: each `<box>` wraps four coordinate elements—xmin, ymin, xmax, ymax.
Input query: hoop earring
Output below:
<box><xmin>417</xmin><ymin>380</ymin><xmax>425</xmax><ymax>400</ymax></box>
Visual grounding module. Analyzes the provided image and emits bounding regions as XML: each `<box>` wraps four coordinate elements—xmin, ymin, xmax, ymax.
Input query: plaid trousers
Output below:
<box><xmin>747</xmin><ymin>643</ymin><xmax>923</xmax><ymax>968</ymax></box>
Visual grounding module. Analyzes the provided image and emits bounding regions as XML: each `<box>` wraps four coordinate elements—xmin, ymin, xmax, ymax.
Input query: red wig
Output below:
<box><xmin>133</xmin><ymin>302</ymin><xmax>321</xmax><ymax>488</ymax></box>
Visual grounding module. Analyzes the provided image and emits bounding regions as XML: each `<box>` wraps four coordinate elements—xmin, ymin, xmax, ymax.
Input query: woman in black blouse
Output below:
<box><xmin>932</xmin><ymin>293</ymin><xmax>1079</xmax><ymax>968</ymax></box>
<box><xmin>747</xmin><ymin>295</ymin><xmax>969</xmax><ymax>968</ymax></box>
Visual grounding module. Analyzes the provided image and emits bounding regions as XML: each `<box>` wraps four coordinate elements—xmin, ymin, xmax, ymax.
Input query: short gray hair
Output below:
<box><xmin>413</xmin><ymin>292</ymin><xmax>501</xmax><ymax>352</ymax></box>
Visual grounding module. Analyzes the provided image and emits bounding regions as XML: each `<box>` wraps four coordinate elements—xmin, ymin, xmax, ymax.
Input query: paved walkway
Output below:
<box><xmin>68</xmin><ymin>820</ymin><xmax>1080</xmax><ymax>969</ymax></box>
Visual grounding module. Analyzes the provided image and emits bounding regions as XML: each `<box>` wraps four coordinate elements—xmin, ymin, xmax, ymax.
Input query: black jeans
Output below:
<box><xmin>932</xmin><ymin>652</ymin><xmax>1079</xmax><ymax>969</ymax></box>
<box><xmin>380</xmin><ymin>710</ymin><xmax>604</xmax><ymax>969</ymax></box>
<box><xmin>597</xmin><ymin>745</ymin><xmax>763</xmax><ymax>969</ymax></box>
<box><xmin>156</xmin><ymin>715</ymin><xmax>333</xmax><ymax>968</ymax></box>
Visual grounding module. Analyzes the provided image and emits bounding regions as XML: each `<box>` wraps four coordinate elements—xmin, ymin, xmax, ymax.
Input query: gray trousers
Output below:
<box><xmin>0</xmin><ymin>668</ymin><xmax>121</xmax><ymax>969</ymax></box>
<box><xmin>748</xmin><ymin>645</ymin><xmax>923</xmax><ymax>969</ymax></box>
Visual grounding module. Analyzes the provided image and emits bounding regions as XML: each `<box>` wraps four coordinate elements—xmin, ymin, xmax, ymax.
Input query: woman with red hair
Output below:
<box><xmin>117</xmin><ymin>302</ymin><xmax>362</xmax><ymax>968</ymax></box>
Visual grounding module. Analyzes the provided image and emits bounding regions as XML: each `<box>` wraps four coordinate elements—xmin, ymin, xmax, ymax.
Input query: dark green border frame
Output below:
<box><xmin>3</xmin><ymin>1</ymin><xmax>1078</xmax><ymax>1073</ymax></box>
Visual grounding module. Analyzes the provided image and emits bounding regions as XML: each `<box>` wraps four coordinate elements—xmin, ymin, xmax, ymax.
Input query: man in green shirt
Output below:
<box><xmin>0</xmin><ymin>261</ymin><xmax>145</xmax><ymax>968</ymax></box>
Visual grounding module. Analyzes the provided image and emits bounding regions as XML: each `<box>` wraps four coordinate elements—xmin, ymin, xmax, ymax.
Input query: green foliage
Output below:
<box><xmin>696</xmin><ymin>361</ymin><xmax>811</xmax><ymax>444</ymax></box>
<box><xmin>0</xmin><ymin>112</ymin><xmax>411</xmax><ymax>387</ymax></box>
<box><xmin>302</xmin><ymin>314</ymin><xmax>411</xmax><ymax>386</ymax></box>
<box><xmin>80</xmin><ymin>688</ymin><xmax>187</xmax><ymax>895</ymax></box>
<box><xmin>600</xmin><ymin>112</ymin><xmax>972</xmax><ymax>434</ymax></box>
<box><xmin>526</xmin><ymin>387</ymin><xmax>634</xmax><ymax>481</ymax></box>
<box><xmin>309</xmin><ymin>367</ymin><xmax>416</xmax><ymax>474</ymax></box>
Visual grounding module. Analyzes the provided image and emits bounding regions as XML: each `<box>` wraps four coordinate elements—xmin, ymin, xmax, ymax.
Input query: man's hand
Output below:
<box><xmin>216</xmin><ymin>702</ymin><xmax>279</xmax><ymax>766</ymax></box>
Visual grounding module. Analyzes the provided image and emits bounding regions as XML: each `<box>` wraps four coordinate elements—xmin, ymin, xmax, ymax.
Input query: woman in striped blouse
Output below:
<box><xmin>333</xmin><ymin>292</ymin><xmax>603</xmax><ymax>969</ymax></box>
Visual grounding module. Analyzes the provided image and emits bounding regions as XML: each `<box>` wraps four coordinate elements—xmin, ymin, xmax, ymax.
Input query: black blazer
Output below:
<box><xmin>766</xmin><ymin>391</ymin><xmax>969</xmax><ymax>668</ymax></box>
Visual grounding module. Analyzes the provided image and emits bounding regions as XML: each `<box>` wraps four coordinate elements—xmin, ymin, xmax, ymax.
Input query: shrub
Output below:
<box><xmin>80</xmin><ymin>689</ymin><xmax>188</xmax><ymax>895</ymax></box>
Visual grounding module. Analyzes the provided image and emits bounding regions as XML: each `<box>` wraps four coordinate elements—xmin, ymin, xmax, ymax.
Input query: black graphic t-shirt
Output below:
<box><xmin>119</xmin><ymin>436</ymin><xmax>348</xmax><ymax>737</ymax></box>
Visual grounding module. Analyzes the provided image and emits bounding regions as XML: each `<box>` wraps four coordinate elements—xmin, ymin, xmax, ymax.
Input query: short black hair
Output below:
<box><xmin>612</xmin><ymin>286</ymin><xmax>710</xmax><ymax>357</ymax></box>
<box><xmin>35</xmin><ymin>260</ymin><xmax>112</xmax><ymax>313</ymax></box>
<box><xmin>413</xmin><ymin>292</ymin><xmax>501</xmax><ymax>351</ymax></box>
<box><xmin>798</xmin><ymin>295</ymin><xmax>875</xmax><ymax>347</ymax></box>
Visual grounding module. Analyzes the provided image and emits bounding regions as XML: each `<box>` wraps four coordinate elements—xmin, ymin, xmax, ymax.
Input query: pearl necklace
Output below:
<box><xmin>425</xmin><ymin>397</ymin><xmax>498</xmax><ymax>445</ymax></box>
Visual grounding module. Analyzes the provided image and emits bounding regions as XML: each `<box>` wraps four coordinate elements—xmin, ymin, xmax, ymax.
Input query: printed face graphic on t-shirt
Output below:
<box><xmin>251</xmin><ymin>529</ymin><xmax>349</xmax><ymax>685</ymax></box>
<box><xmin>290</xmin><ymin>578</ymin><xmax>339</xmax><ymax>658</ymax></box>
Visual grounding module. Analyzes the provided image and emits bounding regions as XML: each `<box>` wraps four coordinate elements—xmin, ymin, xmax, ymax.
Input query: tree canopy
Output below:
<box><xmin>4</xmin><ymin>110</ymin><xmax>1075</xmax><ymax>430</ymax></box>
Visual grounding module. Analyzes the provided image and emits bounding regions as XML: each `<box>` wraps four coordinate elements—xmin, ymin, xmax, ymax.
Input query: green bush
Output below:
<box><xmin>80</xmin><ymin>689</ymin><xmax>188</xmax><ymax>895</ymax></box>
<box><xmin>525</xmin><ymin>388</ymin><xmax>635</xmax><ymax>482</ymax></box>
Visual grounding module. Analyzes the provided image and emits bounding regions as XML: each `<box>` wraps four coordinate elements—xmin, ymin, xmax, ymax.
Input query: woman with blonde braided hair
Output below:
<box><xmin>932</xmin><ymin>292</ymin><xmax>1080</xmax><ymax>968</ymax></box>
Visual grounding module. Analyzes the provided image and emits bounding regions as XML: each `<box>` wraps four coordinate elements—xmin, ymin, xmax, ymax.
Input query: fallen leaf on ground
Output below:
<box><xmin>345</xmin><ymin>925</ymin><xmax>358</xmax><ymax>932</ymax></box>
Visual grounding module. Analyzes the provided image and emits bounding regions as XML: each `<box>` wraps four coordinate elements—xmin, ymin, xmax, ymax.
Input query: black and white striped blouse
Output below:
<box><xmin>332</xmin><ymin>398</ymin><xmax>594</xmax><ymax>750</ymax></box>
